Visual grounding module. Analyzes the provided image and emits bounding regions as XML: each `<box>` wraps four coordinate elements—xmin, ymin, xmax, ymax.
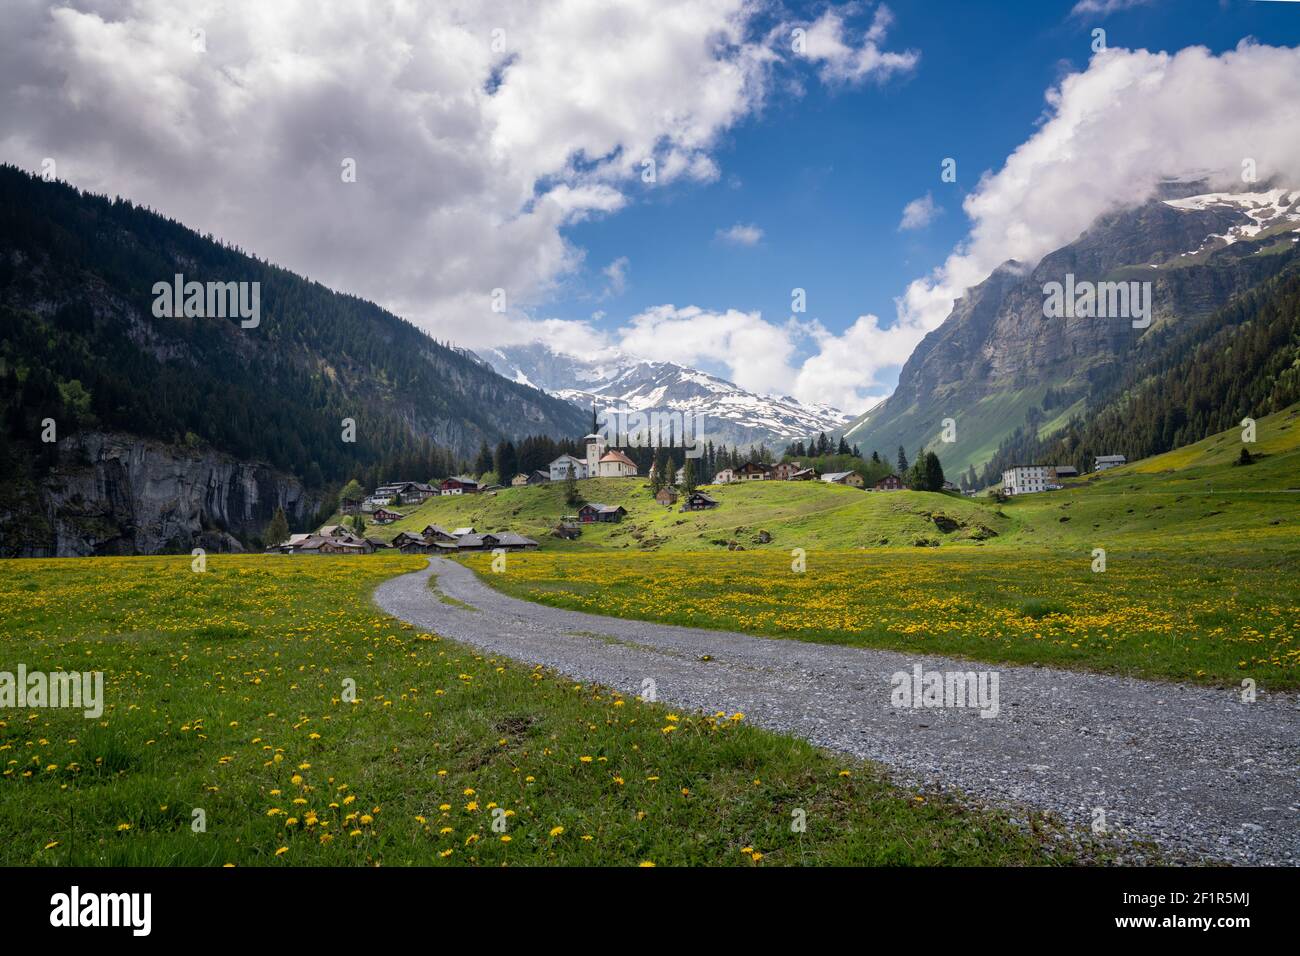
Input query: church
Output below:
<box><xmin>585</xmin><ymin>433</ymin><xmax>638</xmax><ymax>478</ymax></box>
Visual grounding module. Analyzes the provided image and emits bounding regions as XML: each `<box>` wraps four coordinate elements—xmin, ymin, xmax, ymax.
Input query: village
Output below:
<box><xmin>267</xmin><ymin>428</ymin><xmax>1126</xmax><ymax>555</ymax></box>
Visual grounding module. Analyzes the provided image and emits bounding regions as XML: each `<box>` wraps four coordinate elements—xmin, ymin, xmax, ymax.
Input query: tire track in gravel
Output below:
<box><xmin>374</xmin><ymin>557</ymin><xmax>1300</xmax><ymax>865</ymax></box>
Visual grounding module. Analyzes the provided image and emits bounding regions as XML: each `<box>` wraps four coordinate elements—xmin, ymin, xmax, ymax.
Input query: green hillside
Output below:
<box><xmin>354</xmin><ymin>402</ymin><xmax>1300</xmax><ymax>558</ymax></box>
<box><xmin>364</xmin><ymin>479</ymin><xmax>1009</xmax><ymax>552</ymax></box>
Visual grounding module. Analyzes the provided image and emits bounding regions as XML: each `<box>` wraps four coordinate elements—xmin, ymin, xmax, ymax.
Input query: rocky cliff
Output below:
<box><xmin>2</xmin><ymin>432</ymin><xmax>324</xmax><ymax>557</ymax></box>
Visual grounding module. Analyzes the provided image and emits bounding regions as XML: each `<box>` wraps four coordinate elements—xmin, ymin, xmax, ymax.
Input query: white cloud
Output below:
<box><xmin>1070</xmin><ymin>0</ymin><xmax>1154</xmax><ymax>16</ymax></box>
<box><xmin>601</xmin><ymin>256</ymin><xmax>630</xmax><ymax>298</ymax></box>
<box><xmin>898</xmin><ymin>192</ymin><xmax>941</xmax><ymax>231</ymax></box>
<box><xmin>899</xmin><ymin>42</ymin><xmax>1300</xmax><ymax>337</ymax></box>
<box><xmin>799</xmin><ymin>4</ymin><xmax>919</xmax><ymax>85</ymax></box>
<box><xmin>715</xmin><ymin>223</ymin><xmax>764</xmax><ymax>246</ymax></box>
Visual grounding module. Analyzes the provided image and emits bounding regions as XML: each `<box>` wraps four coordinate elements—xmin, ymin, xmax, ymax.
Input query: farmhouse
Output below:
<box><xmin>1051</xmin><ymin>465</ymin><xmax>1080</xmax><ymax>479</ymax></box>
<box><xmin>655</xmin><ymin>487</ymin><xmax>679</xmax><ymax>506</ymax></box>
<box><xmin>375</xmin><ymin>481</ymin><xmax>435</xmax><ymax>503</ymax></box>
<box><xmin>771</xmin><ymin>461</ymin><xmax>803</xmax><ymax>480</ymax></box>
<box><xmin>789</xmin><ymin>468</ymin><xmax>816</xmax><ymax>481</ymax></box>
<box><xmin>439</xmin><ymin>476</ymin><xmax>480</xmax><ymax>495</ymax></box>
<box><xmin>736</xmin><ymin>462</ymin><xmax>770</xmax><ymax>480</ymax></box>
<box><xmin>548</xmin><ymin>454</ymin><xmax>588</xmax><ymax>481</ymax></box>
<box><xmin>713</xmin><ymin>468</ymin><xmax>735</xmax><ymax>484</ymax></box>
<box><xmin>420</xmin><ymin>524</ymin><xmax>458</xmax><ymax>543</ymax></box>
<box><xmin>682</xmin><ymin>491</ymin><xmax>718</xmax><ymax>511</ymax></box>
<box><xmin>1093</xmin><ymin>455</ymin><xmax>1127</xmax><ymax>471</ymax></box>
<box><xmin>1002</xmin><ymin>465</ymin><xmax>1051</xmax><ymax>496</ymax></box>
<box><xmin>455</xmin><ymin>533</ymin><xmax>501</xmax><ymax>552</ymax></box>
<box><xmin>821</xmin><ymin>471</ymin><xmax>865</xmax><ymax>488</ymax></box>
<box><xmin>871</xmin><ymin>474</ymin><xmax>903</xmax><ymax>491</ymax></box>
<box><xmin>578</xmin><ymin>503</ymin><xmax>627</xmax><ymax>523</ymax></box>
<box><xmin>392</xmin><ymin>531</ymin><xmax>434</xmax><ymax>553</ymax></box>
<box><xmin>494</xmin><ymin>532</ymin><xmax>539</xmax><ymax>551</ymax></box>
<box><xmin>510</xmin><ymin>473</ymin><xmax>530</xmax><ymax>487</ymax></box>
<box><xmin>370</xmin><ymin>508</ymin><xmax>403</xmax><ymax>524</ymax></box>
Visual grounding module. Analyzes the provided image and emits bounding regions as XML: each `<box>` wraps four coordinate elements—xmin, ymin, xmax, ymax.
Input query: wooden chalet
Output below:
<box><xmin>655</xmin><ymin>487</ymin><xmax>679</xmax><ymax>506</ymax></box>
<box><xmin>439</xmin><ymin>476</ymin><xmax>480</xmax><ymax>495</ymax></box>
<box><xmin>682</xmin><ymin>491</ymin><xmax>718</xmax><ymax>511</ymax></box>
<box><xmin>871</xmin><ymin>474</ymin><xmax>903</xmax><ymax>491</ymax></box>
<box><xmin>577</xmin><ymin>503</ymin><xmax>626</xmax><ymax>523</ymax></box>
<box><xmin>370</xmin><ymin>508</ymin><xmax>403</xmax><ymax>524</ymax></box>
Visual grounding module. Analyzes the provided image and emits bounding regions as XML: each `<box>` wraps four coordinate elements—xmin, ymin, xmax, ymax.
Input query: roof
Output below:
<box><xmin>688</xmin><ymin>491</ymin><xmax>717</xmax><ymax>503</ymax></box>
<box><xmin>821</xmin><ymin>471</ymin><xmax>856</xmax><ymax>481</ymax></box>
<box><xmin>599</xmin><ymin>449</ymin><xmax>636</xmax><ymax>467</ymax></box>
<box><xmin>494</xmin><ymin>532</ymin><xmax>538</xmax><ymax>546</ymax></box>
<box><xmin>580</xmin><ymin>503</ymin><xmax>626</xmax><ymax>514</ymax></box>
<box><xmin>422</xmin><ymin>524</ymin><xmax>455</xmax><ymax>538</ymax></box>
<box><xmin>451</xmin><ymin>527</ymin><xmax>476</xmax><ymax>536</ymax></box>
<box><xmin>550</xmin><ymin>453</ymin><xmax>584</xmax><ymax>464</ymax></box>
<box><xmin>456</xmin><ymin>533</ymin><xmax>501</xmax><ymax>548</ymax></box>
<box><xmin>443</xmin><ymin>475</ymin><xmax>478</xmax><ymax>484</ymax></box>
<box><xmin>1094</xmin><ymin>455</ymin><xmax>1127</xmax><ymax>462</ymax></box>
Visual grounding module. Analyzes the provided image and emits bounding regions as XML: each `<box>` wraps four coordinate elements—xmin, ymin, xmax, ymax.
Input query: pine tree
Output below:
<box><xmin>563</xmin><ymin>464</ymin><xmax>582</xmax><ymax>507</ymax></box>
<box><xmin>896</xmin><ymin>446</ymin><xmax>908</xmax><ymax>474</ymax></box>
<box><xmin>682</xmin><ymin>457</ymin><xmax>697</xmax><ymax>495</ymax></box>
<box><xmin>264</xmin><ymin>507</ymin><xmax>289</xmax><ymax>546</ymax></box>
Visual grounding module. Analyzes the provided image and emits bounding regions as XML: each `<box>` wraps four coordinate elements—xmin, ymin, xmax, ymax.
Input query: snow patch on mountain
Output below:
<box><xmin>479</xmin><ymin>342</ymin><xmax>854</xmax><ymax>448</ymax></box>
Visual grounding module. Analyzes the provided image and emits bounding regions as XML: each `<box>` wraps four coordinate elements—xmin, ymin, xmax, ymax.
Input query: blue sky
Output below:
<box><xmin>5</xmin><ymin>0</ymin><xmax>1298</xmax><ymax>414</ymax></box>
<box><xmin>553</xmin><ymin>0</ymin><xmax>1300</xmax><ymax>402</ymax></box>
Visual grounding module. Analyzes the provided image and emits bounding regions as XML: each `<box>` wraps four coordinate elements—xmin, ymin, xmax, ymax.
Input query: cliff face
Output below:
<box><xmin>844</xmin><ymin>188</ymin><xmax>1300</xmax><ymax>474</ymax></box>
<box><xmin>4</xmin><ymin>432</ymin><xmax>324</xmax><ymax>557</ymax></box>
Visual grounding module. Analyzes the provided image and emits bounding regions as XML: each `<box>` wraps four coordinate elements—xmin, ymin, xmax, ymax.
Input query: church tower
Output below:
<box><xmin>585</xmin><ymin>432</ymin><xmax>607</xmax><ymax>477</ymax></box>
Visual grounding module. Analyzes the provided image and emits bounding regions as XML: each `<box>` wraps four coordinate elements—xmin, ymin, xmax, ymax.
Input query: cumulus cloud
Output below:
<box><xmin>799</xmin><ymin>4</ymin><xmax>919</xmax><ymax>85</ymax></box>
<box><xmin>715</xmin><ymin>223</ymin><xmax>764</xmax><ymax>246</ymax></box>
<box><xmin>0</xmin><ymin>0</ymin><xmax>921</xmax><ymax>413</ymax></box>
<box><xmin>898</xmin><ymin>192</ymin><xmax>941</xmax><ymax>230</ymax></box>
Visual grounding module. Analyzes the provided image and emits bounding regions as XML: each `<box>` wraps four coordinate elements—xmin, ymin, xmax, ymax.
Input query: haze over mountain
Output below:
<box><xmin>481</xmin><ymin>342</ymin><xmax>856</xmax><ymax>450</ymax></box>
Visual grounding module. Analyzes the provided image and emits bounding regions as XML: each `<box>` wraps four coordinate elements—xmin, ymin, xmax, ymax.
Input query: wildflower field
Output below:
<box><xmin>467</xmin><ymin>546</ymin><xmax>1300</xmax><ymax>689</ymax></box>
<box><xmin>0</xmin><ymin>554</ymin><xmax>1084</xmax><ymax>866</ymax></box>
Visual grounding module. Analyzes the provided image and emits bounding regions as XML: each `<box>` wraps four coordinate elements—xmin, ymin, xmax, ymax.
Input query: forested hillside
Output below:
<box><xmin>978</xmin><ymin>264</ymin><xmax>1300</xmax><ymax>484</ymax></box>
<box><xmin>0</xmin><ymin>165</ymin><xmax>588</xmax><ymax>490</ymax></box>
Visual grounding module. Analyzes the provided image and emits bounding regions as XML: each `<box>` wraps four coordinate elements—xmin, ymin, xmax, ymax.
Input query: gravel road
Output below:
<box><xmin>373</xmin><ymin>557</ymin><xmax>1299</xmax><ymax>865</ymax></box>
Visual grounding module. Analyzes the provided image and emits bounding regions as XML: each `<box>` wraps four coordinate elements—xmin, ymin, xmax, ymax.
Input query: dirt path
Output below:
<box><xmin>374</xmin><ymin>557</ymin><xmax>1300</xmax><ymax>865</ymax></box>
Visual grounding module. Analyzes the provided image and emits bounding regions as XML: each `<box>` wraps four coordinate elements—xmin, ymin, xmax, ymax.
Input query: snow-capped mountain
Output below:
<box><xmin>1162</xmin><ymin>187</ymin><xmax>1300</xmax><ymax>256</ymax></box>
<box><xmin>479</xmin><ymin>342</ymin><xmax>854</xmax><ymax>449</ymax></box>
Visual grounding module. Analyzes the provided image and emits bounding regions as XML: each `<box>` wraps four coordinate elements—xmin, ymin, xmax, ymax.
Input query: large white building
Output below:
<box><xmin>1002</xmin><ymin>464</ymin><xmax>1051</xmax><ymax>496</ymax></box>
<box><xmin>548</xmin><ymin>454</ymin><xmax>588</xmax><ymax>481</ymax></box>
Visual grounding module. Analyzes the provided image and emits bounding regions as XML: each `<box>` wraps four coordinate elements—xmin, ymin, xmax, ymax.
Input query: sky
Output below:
<box><xmin>3</xmin><ymin>0</ymin><xmax>1300</xmax><ymax>414</ymax></box>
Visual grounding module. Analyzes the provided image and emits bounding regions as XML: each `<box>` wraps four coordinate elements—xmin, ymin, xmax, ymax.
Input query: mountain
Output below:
<box><xmin>481</xmin><ymin>341</ymin><xmax>854</xmax><ymax>450</ymax></box>
<box><xmin>0</xmin><ymin>166</ymin><xmax>588</xmax><ymax>555</ymax></box>
<box><xmin>844</xmin><ymin>184</ymin><xmax>1300</xmax><ymax>477</ymax></box>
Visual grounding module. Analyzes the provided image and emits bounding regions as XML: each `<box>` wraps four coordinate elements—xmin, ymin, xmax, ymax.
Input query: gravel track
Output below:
<box><xmin>373</xmin><ymin>557</ymin><xmax>1300</xmax><ymax>865</ymax></box>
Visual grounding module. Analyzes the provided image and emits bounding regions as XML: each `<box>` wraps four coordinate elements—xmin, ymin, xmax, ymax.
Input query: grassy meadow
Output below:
<box><xmin>458</xmin><ymin>405</ymin><xmax>1300</xmax><ymax>688</ymax></box>
<box><xmin>0</xmin><ymin>554</ymin><xmax>1086</xmax><ymax>866</ymax></box>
